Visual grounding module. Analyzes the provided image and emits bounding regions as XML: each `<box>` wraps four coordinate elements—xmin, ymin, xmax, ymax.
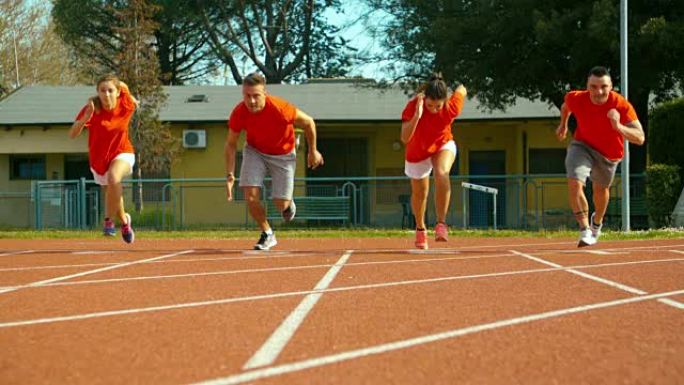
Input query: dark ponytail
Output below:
<box><xmin>419</xmin><ymin>72</ymin><xmax>448</xmax><ymax>100</ymax></box>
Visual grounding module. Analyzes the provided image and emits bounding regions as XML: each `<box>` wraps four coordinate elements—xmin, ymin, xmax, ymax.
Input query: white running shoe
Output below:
<box><xmin>577</xmin><ymin>228</ymin><xmax>596</xmax><ymax>248</ymax></box>
<box><xmin>254</xmin><ymin>232</ymin><xmax>278</xmax><ymax>250</ymax></box>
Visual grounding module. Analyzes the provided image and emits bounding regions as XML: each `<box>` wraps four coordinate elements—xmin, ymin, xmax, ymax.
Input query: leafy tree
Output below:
<box><xmin>645</xmin><ymin>163</ymin><xmax>681</xmax><ymax>227</ymax></box>
<box><xmin>52</xmin><ymin>0</ymin><xmax>216</xmax><ymax>84</ymax></box>
<box><xmin>367</xmin><ymin>0</ymin><xmax>684</xmax><ymax>171</ymax></box>
<box><xmin>0</xmin><ymin>0</ymin><xmax>86</xmax><ymax>92</ymax></box>
<box><xmin>299</xmin><ymin>9</ymin><xmax>356</xmax><ymax>80</ymax></box>
<box><xmin>113</xmin><ymin>0</ymin><xmax>182</xmax><ymax>210</ymax></box>
<box><xmin>196</xmin><ymin>0</ymin><xmax>355</xmax><ymax>84</ymax></box>
<box><xmin>648</xmin><ymin>98</ymin><xmax>684</xmax><ymax>182</ymax></box>
<box><xmin>155</xmin><ymin>0</ymin><xmax>217</xmax><ymax>84</ymax></box>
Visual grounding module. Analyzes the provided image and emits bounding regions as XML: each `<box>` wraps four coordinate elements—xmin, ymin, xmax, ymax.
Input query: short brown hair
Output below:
<box><xmin>243</xmin><ymin>72</ymin><xmax>266</xmax><ymax>86</ymax></box>
<box><xmin>588</xmin><ymin>66</ymin><xmax>611</xmax><ymax>79</ymax></box>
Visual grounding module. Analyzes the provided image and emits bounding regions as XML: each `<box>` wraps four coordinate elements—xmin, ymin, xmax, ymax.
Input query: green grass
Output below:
<box><xmin>1</xmin><ymin>228</ymin><xmax>683</xmax><ymax>240</ymax></box>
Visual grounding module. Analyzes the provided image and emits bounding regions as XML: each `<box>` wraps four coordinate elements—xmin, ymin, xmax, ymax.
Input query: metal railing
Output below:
<box><xmin>0</xmin><ymin>174</ymin><xmax>646</xmax><ymax>230</ymax></box>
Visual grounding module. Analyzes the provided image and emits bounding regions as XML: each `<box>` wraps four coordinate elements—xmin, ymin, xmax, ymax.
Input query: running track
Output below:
<box><xmin>0</xmin><ymin>237</ymin><xmax>682</xmax><ymax>384</ymax></box>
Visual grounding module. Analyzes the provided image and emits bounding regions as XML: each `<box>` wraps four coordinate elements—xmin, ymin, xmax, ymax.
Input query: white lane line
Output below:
<box><xmin>2</xmin><ymin>257</ymin><xmax>683</xmax><ymax>329</ymax></box>
<box><xmin>243</xmin><ymin>250</ymin><xmax>353</xmax><ymax>369</ymax></box>
<box><xmin>583</xmin><ymin>250</ymin><xmax>614</xmax><ymax>255</ymax></box>
<box><xmin>0</xmin><ymin>250</ymin><xmax>195</xmax><ymax>295</ymax></box>
<box><xmin>0</xmin><ymin>262</ymin><xmax>120</xmax><ymax>272</ymax></box>
<box><xmin>8</xmin><ymin>253</ymin><xmax>513</xmax><ymax>289</ymax></box>
<box><xmin>0</xmin><ymin>250</ymin><xmax>35</xmax><ymax>257</ymax></box>
<box><xmin>194</xmin><ymin>288</ymin><xmax>684</xmax><ymax>385</ymax></box>
<box><xmin>596</xmin><ymin>243</ymin><xmax>684</xmax><ymax>252</ymax></box>
<box><xmin>659</xmin><ymin>298</ymin><xmax>684</xmax><ymax>309</ymax></box>
<box><xmin>544</xmin><ymin>243</ymin><xmax>684</xmax><ymax>255</ymax></box>
<box><xmin>71</xmin><ymin>251</ymin><xmax>112</xmax><ymax>255</ymax></box>
<box><xmin>1</xmin><ymin>241</ymin><xmax>679</xmax><ymax>273</ymax></box>
<box><xmin>510</xmin><ymin>250</ymin><xmax>646</xmax><ymax>295</ymax></box>
<box><xmin>511</xmin><ymin>250</ymin><xmax>684</xmax><ymax>310</ymax></box>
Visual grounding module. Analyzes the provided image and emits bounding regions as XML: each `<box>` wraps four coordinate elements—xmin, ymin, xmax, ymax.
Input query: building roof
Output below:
<box><xmin>0</xmin><ymin>83</ymin><xmax>559</xmax><ymax>126</ymax></box>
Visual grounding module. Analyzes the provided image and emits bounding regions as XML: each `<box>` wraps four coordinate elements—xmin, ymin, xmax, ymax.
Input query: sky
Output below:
<box><xmin>27</xmin><ymin>0</ymin><xmax>390</xmax><ymax>84</ymax></box>
<box><xmin>323</xmin><ymin>1</ymin><xmax>389</xmax><ymax>80</ymax></box>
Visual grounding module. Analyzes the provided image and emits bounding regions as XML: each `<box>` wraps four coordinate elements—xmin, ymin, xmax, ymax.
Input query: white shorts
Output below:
<box><xmin>404</xmin><ymin>141</ymin><xmax>457</xmax><ymax>180</ymax></box>
<box><xmin>90</xmin><ymin>153</ymin><xmax>135</xmax><ymax>186</ymax></box>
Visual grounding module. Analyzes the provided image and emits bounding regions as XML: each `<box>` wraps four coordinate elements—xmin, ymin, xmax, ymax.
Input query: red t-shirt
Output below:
<box><xmin>228</xmin><ymin>95</ymin><xmax>298</xmax><ymax>155</ymax></box>
<box><xmin>401</xmin><ymin>92</ymin><xmax>464</xmax><ymax>162</ymax></box>
<box><xmin>76</xmin><ymin>87</ymin><xmax>136</xmax><ymax>174</ymax></box>
<box><xmin>565</xmin><ymin>90</ymin><xmax>638</xmax><ymax>160</ymax></box>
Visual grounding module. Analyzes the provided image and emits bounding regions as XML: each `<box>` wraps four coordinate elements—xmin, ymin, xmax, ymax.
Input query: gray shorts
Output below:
<box><xmin>565</xmin><ymin>140</ymin><xmax>620</xmax><ymax>187</ymax></box>
<box><xmin>239</xmin><ymin>144</ymin><xmax>296</xmax><ymax>200</ymax></box>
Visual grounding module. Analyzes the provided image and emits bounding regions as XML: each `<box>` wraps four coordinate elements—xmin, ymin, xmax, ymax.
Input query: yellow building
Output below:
<box><xmin>0</xmin><ymin>81</ymin><xmax>563</xmax><ymax>229</ymax></box>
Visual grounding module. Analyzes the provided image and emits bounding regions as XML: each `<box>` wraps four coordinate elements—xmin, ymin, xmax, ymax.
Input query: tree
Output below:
<box><xmin>52</xmin><ymin>0</ymin><xmax>216</xmax><ymax>85</ymax></box>
<box><xmin>196</xmin><ymin>0</ymin><xmax>354</xmax><ymax>84</ymax></box>
<box><xmin>0</xmin><ymin>0</ymin><xmax>86</xmax><ymax>95</ymax></box>
<box><xmin>113</xmin><ymin>0</ymin><xmax>182</xmax><ymax>210</ymax></box>
<box><xmin>648</xmin><ymin>98</ymin><xmax>684</xmax><ymax>182</ymax></box>
<box><xmin>367</xmin><ymin>0</ymin><xmax>684</xmax><ymax>171</ymax></box>
<box><xmin>155</xmin><ymin>0</ymin><xmax>217</xmax><ymax>84</ymax></box>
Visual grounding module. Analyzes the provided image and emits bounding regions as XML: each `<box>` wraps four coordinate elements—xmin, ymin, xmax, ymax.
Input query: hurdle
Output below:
<box><xmin>462</xmin><ymin>182</ymin><xmax>499</xmax><ymax>230</ymax></box>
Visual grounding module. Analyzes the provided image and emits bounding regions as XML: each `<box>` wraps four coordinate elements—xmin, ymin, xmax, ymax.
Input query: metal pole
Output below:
<box><xmin>12</xmin><ymin>29</ymin><xmax>20</xmax><ymax>87</ymax></box>
<box><xmin>79</xmin><ymin>178</ymin><xmax>87</xmax><ymax>229</ymax></box>
<box><xmin>462</xmin><ymin>188</ymin><xmax>467</xmax><ymax>229</ymax></box>
<box><xmin>34</xmin><ymin>181</ymin><xmax>41</xmax><ymax>230</ymax></box>
<box><xmin>620</xmin><ymin>0</ymin><xmax>631</xmax><ymax>231</ymax></box>
<box><xmin>493</xmin><ymin>192</ymin><xmax>498</xmax><ymax>230</ymax></box>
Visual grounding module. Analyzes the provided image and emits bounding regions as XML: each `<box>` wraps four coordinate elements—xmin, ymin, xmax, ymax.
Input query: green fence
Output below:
<box><xmin>2</xmin><ymin>174</ymin><xmax>647</xmax><ymax>231</ymax></box>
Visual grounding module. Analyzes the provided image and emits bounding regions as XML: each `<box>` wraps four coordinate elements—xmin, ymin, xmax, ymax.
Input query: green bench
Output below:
<box><xmin>606</xmin><ymin>196</ymin><xmax>648</xmax><ymax>228</ymax></box>
<box><xmin>266</xmin><ymin>196</ymin><xmax>351</xmax><ymax>223</ymax></box>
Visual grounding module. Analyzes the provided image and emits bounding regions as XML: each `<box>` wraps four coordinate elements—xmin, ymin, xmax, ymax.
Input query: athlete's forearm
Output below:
<box><xmin>68</xmin><ymin>120</ymin><xmax>86</xmax><ymax>139</ymax></box>
<box><xmin>303</xmin><ymin>120</ymin><xmax>318</xmax><ymax>153</ymax></box>
<box><xmin>224</xmin><ymin>136</ymin><xmax>238</xmax><ymax>176</ymax></box>
<box><xmin>295</xmin><ymin>109</ymin><xmax>318</xmax><ymax>153</ymax></box>
<box><xmin>615</xmin><ymin>121</ymin><xmax>645</xmax><ymax>145</ymax></box>
<box><xmin>118</xmin><ymin>82</ymin><xmax>139</xmax><ymax>106</ymax></box>
<box><xmin>559</xmin><ymin>103</ymin><xmax>571</xmax><ymax>128</ymax></box>
<box><xmin>400</xmin><ymin>116</ymin><xmax>419</xmax><ymax>144</ymax></box>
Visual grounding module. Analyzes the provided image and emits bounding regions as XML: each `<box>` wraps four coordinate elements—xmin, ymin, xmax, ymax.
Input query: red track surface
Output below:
<box><xmin>0</xmin><ymin>236</ymin><xmax>682</xmax><ymax>384</ymax></box>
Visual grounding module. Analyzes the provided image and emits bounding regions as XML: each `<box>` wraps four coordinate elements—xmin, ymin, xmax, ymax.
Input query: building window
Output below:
<box><xmin>10</xmin><ymin>155</ymin><xmax>46</xmax><ymax>180</ymax></box>
<box><xmin>529</xmin><ymin>148</ymin><xmax>566</xmax><ymax>174</ymax></box>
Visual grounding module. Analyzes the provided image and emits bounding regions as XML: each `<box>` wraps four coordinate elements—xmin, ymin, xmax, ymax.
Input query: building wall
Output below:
<box><xmin>0</xmin><ymin>118</ymin><xmax>566</xmax><ymax>229</ymax></box>
<box><xmin>0</xmin><ymin>125</ymin><xmax>86</xmax><ymax>154</ymax></box>
<box><xmin>0</xmin><ymin>125</ymin><xmax>78</xmax><ymax>227</ymax></box>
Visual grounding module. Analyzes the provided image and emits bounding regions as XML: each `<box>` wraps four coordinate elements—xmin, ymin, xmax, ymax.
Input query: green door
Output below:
<box><xmin>468</xmin><ymin>150</ymin><xmax>506</xmax><ymax>228</ymax></box>
<box><xmin>307</xmin><ymin>138</ymin><xmax>369</xmax><ymax>224</ymax></box>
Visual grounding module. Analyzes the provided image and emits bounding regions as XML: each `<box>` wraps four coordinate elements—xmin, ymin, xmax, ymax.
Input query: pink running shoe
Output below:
<box><xmin>121</xmin><ymin>213</ymin><xmax>135</xmax><ymax>244</ymax></box>
<box><xmin>415</xmin><ymin>229</ymin><xmax>428</xmax><ymax>250</ymax></box>
<box><xmin>435</xmin><ymin>222</ymin><xmax>448</xmax><ymax>242</ymax></box>
<box><xmin>103</xmin><ymin>218</ymin><xmax>116</xmax><ymax>236</ymax></box>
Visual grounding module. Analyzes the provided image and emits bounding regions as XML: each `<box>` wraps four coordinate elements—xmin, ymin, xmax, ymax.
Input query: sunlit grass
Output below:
<box><xmin>1</xmin><ymin>228</ymin><xmax>682</xmax><ymax>240</ymax></box>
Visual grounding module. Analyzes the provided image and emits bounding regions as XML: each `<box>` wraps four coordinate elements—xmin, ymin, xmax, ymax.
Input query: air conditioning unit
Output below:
<box><xmin>182</xmin><ymin>129</ymin><xmax>206</xmax><ymax>148</ymax></box>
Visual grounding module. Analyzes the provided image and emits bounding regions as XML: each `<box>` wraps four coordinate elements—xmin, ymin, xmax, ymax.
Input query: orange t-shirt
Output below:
<box><xmin>565</xmin><ymin>90</ymin><xmax>638</xmax><ymax>160</ymax></box>
<box><xmin>401</xmin><ymin>92</ymin><xmax>464</xmax><ymax>162</ymax></box>
<box><xmin>76</xmin><ymin>87</ymin><xmax>136</xmax><ymax>174</ymax></box>
<box><xmin>228</xmin><ymin>95</ymin><xmax>298</xmax><ymax>155</ymax></box>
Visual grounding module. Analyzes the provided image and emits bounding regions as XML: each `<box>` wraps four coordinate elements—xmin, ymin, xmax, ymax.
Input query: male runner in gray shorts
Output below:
<box><xmin>556</xmin><ymin>66</ymin><xmax>644</xmax><ymax>247</ymax></box>
<box><xmin>225</xmin><ymin>73</ymin><xmax>324</xmax><ymax>250</ymax></box>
